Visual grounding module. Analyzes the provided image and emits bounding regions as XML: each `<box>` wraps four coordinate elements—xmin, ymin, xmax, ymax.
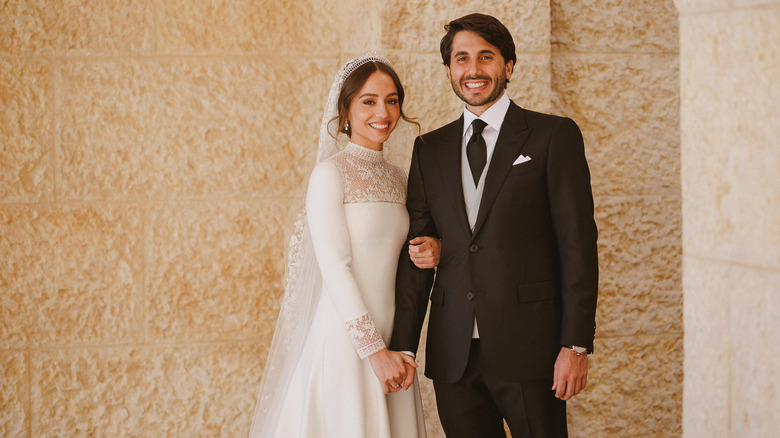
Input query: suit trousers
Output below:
<box><xmin>433</xmin><ymin>340</ymin><xmax>567</xmax><ymax>438</ymax></box>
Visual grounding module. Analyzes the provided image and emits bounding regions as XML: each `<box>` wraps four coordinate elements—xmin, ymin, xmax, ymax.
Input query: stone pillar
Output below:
<box><xmin>675</xmin><ymin>0</ymin><xmax>780</xmax><ymax>436</ymax></box>
<box><xmin>551</xmin><ymin>1</ymin><xmax>683</xmax><ymax>436</ymax></box>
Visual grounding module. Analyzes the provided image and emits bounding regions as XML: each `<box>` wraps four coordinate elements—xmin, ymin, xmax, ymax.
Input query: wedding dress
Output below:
<box><xmin>258</xmin><ymin>142</ymin><xmax>426</xmax><ymax>437</ymax></box>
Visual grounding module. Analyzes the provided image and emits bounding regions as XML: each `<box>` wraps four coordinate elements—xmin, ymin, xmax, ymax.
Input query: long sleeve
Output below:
<box><xmin>306</xmin><ymin>162</ymin><xmax>386</xmax><ymax>358</ymax></box>
<box><xmin>546</xmin><ymin>117</ymin><xmax>599</xmax><ymax>352</ymax></box>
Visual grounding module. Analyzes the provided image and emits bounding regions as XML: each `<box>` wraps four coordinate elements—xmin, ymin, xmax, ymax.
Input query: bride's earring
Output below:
<box><xmin>344</xmin><ymin>121</ymin><xmax>350</xmax><ymax>132</ymax></box>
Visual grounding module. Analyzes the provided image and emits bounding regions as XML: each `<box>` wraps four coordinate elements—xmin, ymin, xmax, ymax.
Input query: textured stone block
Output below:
<box><xmin>0</xmin><ymin>205</ymin><xmax>54</xmax><ymax>347</ymax></box>
<box><xmin>552</xmin><ymin>0</ymin><xmax>679</xmax><ymax>53</ymax></box>
<box><xmin>682</xmin><ymin>256</ymin><xmax>729</xmax><ymax>437</ymax></box>
<box><xmin>674</xmin><ymin>0</ymin><xmax>780</xmax><ymax>15</ymax></box>
<box><xmin>683</xmin><ymin>256</ymin><xmax>780</xmax><ymax>437</ymax></box>
<box><xmin>0</xmin><ymin>58</ymin><xmax>53</xmax><ymax>202</ymax></box>
<box><xmin>595</xmin><ymin>196</ymin><xmax>682</xmax><ymax>336</ymax></box>
<box><xmin>43</xmin><ymin>203</ymin><xmax>143</xmax><ymax>345</ymax></box>
<box><xmin>0</xmin><ymin>352</ymin><xmax>27</xmax><ymax>437</ymax></box>
<box><xmin>0</xmin><ymin>0</ymin><xmax>153</xmax><ymax>55</ymax></box>
<box><xmin>567</xmin><ymin>334</ymin><xmax>683</xmax><ymax>437</ymax></box>
<box><xmin>680</xmin><ymin>7</ymin><xmax>780</xmax><ymax>269</ymax></box>
<box><xmin>57</xmin><ymin>57</ymin><xmax>335</xmax><ymax>201</ymax></box>
<box><xmin>31</xmin><ymin>342</ymin><xmax>266</xmax><ymax>436</ymax></box>
<box><xmin>0</xmin><ymin>204</ymin><xmax>142</xmax><ymax>347</ymax></box>
<box><xmin>552</xmin><ymin>53</ymin><xmax>680</xmax><ymax>197</ymax></box>
<box><xmin>157</xmin><ymin>0</ymin><xmax>342</xmax><ymax>55</ymax></box>
<box><xmin>145</xmin><ymin>199</ymin><xmax>286</xmax><ymax>342</ymax></box>
<box><xmin>56</xmin><ymin>60</ymin><xmax>156</xmax><ymax>200</ymax></box>
<box><xmin>382</xmin><ymin>0</ymin><xmax>550</xmax><ymax>53</ymax></box>
<box><xmin>727</xmin><ymin>265</ymin><xmax>780</xmax><ymax>437</ymax></box>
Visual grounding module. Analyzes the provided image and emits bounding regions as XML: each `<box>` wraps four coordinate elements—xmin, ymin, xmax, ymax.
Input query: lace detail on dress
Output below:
<box><xmin>345</xmin><ymin>312</ymin><xmax>387</xmax><ymax>358</ymax></box>
<box><xmin>328</xmin><ymin>143</ymin><xmax>406</xmax><ymax>204</ymax></box>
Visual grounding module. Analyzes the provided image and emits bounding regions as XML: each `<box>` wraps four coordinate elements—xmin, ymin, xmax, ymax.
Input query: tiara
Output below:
<box><xmin>340</xmin><ymin>52</ymin><xmax>393</xmax><ymax>80</ymax></box>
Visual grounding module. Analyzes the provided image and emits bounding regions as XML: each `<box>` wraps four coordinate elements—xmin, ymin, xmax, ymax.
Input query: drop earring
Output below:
<box><xmin>344</xmin><ymin>121</ymin><xmax>350</xmax><ymax>132</ymax></box>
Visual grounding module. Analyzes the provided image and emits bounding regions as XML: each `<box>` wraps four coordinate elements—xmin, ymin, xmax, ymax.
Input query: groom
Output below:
<box><xmin>393</xmin><ymin>13</ymin><xmax>599</xmax><ymax>437</ymax></box>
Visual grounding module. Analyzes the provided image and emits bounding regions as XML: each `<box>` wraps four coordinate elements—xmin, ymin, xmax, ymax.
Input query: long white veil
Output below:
<box><xmin>248</xmin><ymin>53</ymin><xmax>393</xmax><ymax>438</ymax></box>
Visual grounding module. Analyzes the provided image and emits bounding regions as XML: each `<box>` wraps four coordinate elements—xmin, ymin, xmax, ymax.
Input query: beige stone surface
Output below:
<box><xmin>0</xmin><ymin>0</ymin><xmax>153</xmax><ymax>55</ymax></box>
<box><xmin>145</xmin><ymin>199</ymin><xmax>286</xmax><ymax>342</ymax></box>
<box><xmin>0</xmin><ymin>205</ymin><xmax>53</xmax><ymax>348</ymax></box>
<box><xmin>674</xmin><ymin>0</ymin><xmax>778</xmax><ymax>14</ymax></box>
<box><xmin>595</xmin><ymin>196</ymin><xmax>682</xmax><ymax>336</ymax></box>
<box><xmin>0</xmin><ymin>352</ymin><xmax>27</xmax><ymax>437</ymax></box>
<box><xmin>684</xmin><ymin>256</ymin><xmax>780</xmax><ymax>436</ymax></box>
<box><xmin>552</xmin><ymin>0</ymin><xmax>679</xmax><ymax>53</ymax></box>
<box><xmin>57</xmin><ymin>57</ymin><xmax>335</xmax><ymax>201</ymax></box>
<box><xmin>680</xmin><ymin>6</ymin><xmax>780</xmax><ymax>269</ymax></box>
<box><xmin>383</xmin><ymin>0</ymin><xmax>550</xmax><ymax>53</ymax></box>
<box><xmin>0</xmin><ymin>58</ymin><xmax>53</xmax><ymax>203</ymax></box>
<box><xmin>568</xmin><ymin>334</ymin><xmax>683</xmax><ymax>437</ymax></box>
<box><xmin>682</xmin><ymin>256</ymin><xmax>730</xmax><ymax>436</ymax></box>
<box><xmin>157</xmin><ymin>0</ymin><xmax>342</xmax><ymax>55</ymax></box>
<box><xmin>0</xmin><ymin>204</ymin><xmax>142</xmax><ymax>347</ymax></box>
<box><xmin>31</xmin><ymin>342</ymin><xmax>266</xmax><ymax>436</ymax></box>
<box><xmin>679</xmin><ymin>1</ymin><xmax>780</xmax><ymax>436</ymax></box>
<box><xmin>552</xmin><ymin>53</ymin><xmax>681</xmax><ymax>197</ymax></box>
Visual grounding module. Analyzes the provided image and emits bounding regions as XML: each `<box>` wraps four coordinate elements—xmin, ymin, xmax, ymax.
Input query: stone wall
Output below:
<box><xmin>550</xmin><ymin>1</ymin><xmax>684</xmax><ymax>436</ymax></box>
<box><xmin>1</xmin><ymin>1</ymin><xmax>683</xmax><ymax>436</ymax></box>
<box><xmin>676</xmin><ymin>0</ymin><xmax>780</xmax><ymax>437</ymax></box>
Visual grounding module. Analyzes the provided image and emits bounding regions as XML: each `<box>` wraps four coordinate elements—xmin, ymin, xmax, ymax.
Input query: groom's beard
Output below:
<box><xmin>450</xmin><ymin>71</ymin><xmax>507</xmax><ymax>109</ymax></box>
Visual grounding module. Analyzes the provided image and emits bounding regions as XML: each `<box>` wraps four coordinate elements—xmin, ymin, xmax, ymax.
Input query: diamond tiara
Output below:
<box><xmin>340</xmin><ymin>52</ymin><xmax>393</xmax><ymax>81</ymax></box>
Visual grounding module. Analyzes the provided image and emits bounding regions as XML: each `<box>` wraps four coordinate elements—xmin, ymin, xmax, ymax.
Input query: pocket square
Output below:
<box><xmin>512</xmin><ymin>155</ymin><xmax>532</xmax><ymax>165</ymax></box>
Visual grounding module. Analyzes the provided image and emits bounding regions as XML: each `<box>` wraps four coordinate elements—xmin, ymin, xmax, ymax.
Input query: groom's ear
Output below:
<box><xmin>445</xmin><ymin>65</ymin><xmax>452</xmax><ymax>80</ymax></box>
<box><xmin>505</xmin><ymin>60</ymin><xmax>514</xmax><ymax>80</ymax></box>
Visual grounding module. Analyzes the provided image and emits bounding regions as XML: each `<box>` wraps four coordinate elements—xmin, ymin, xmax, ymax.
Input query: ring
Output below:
<box><xmin>391</xmin><ymin>383</ymin><xmax>400</xmax><ymax>389</ymax></box>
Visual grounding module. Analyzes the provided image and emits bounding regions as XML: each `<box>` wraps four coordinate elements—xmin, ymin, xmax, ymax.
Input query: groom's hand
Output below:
<box><xmin>409</xmin><ymin>236</ymin><xmax>441</xmax><ymax>269</ymax></box>
<box><xmin>552</xmin><ymin>347</ymin><xmax>589</xmax><ymax>400</ymax></box>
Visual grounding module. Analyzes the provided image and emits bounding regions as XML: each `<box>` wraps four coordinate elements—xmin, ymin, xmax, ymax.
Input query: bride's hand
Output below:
<box><xmin>367</xmin><ymin>348</ymin><xmax>418</xmax><ymax>394</ymax></box>
<box><xmin>409</xmin><ymin>236</ymin><xmax>441</xmax><ymax>269</ymax></box>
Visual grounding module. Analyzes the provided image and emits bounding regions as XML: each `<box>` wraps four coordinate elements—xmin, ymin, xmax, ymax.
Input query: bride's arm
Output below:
<box><xmin>306</xmin><ymin>162</ymin><xmax>409</xmax><ymax>392</ymax></box>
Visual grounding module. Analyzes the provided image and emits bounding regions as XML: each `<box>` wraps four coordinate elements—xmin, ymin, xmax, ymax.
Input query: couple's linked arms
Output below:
<box><xmin>306</xmin><ymin>163</ymin><xmax>441</xmax><ymax>395</ymax></box>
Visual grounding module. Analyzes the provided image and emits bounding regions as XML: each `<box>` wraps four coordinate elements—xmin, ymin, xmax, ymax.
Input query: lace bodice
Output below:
<box><xmin>328</xmin><ymin>143</ymin><xmax>406</xmax><ymax>205</ymax></box>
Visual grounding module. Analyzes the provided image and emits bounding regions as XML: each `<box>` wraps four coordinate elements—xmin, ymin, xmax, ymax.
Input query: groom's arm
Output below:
<box><xmin>390</xmin><ymin>137</ymin><xmax>437</xmax><ymax>353</ymax></box>
<box><xmin>546</xmin><ymin>117</ymin><xmax>599</xmax><ymax>352</ymax></box>
<box><xmin>546</xmin><ymin>117</ymin><xmax>598</xmax><ymax>400</ymax></box>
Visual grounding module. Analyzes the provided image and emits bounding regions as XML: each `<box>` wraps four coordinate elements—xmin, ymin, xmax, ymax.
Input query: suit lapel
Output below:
<box><xmin>436</xmin><ymin>116</ymin><xmax>472</xmax><ymax>235</ymax></box>
<box><xmin>471</xmin><ymin>103</ymin><xmax>531</xmax><ymax>238</ymax></box>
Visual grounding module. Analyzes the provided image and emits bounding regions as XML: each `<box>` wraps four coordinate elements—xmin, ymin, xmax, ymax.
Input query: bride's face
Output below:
<box><xmin>346</xmin><ymin>71</ymin><xmax>400</xmax><ymax>151</ymax></box>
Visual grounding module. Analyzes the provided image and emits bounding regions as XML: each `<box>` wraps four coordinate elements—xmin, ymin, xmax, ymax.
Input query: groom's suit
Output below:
<box><xmin>391</xmin><ymin>100</ymin><xmax>598</xmax><ymax>387</ymax></box>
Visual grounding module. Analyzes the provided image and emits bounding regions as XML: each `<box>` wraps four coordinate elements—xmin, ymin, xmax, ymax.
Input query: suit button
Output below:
<box><xmin>469</xmin><ymin>244</ymin><xmax>479</xmax><ymax>253</ymax></box>
<box><xmin>467</xmin><ymin>292</ymin><xmax>474</xmax><ymax>300</ymax></box>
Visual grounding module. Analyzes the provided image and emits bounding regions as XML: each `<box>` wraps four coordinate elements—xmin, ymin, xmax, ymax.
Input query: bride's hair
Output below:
<box><xmin>331</xmin><ymin>61</ymin><xmax>420</xmax><ymax>138</ymax></box>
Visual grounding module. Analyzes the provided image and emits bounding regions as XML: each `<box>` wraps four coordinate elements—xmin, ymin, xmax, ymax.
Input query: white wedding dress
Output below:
<box><xmin>269</xmin><ymin>142</ymin><xmax>426</xmax><ymax>437</ymax></box>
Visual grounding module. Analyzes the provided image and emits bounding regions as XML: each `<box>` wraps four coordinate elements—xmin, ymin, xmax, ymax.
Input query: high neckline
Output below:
<box><xmin>345</xmin><ymin>142</ymin><xmax>384</xmax><ymax>163</ymax></box>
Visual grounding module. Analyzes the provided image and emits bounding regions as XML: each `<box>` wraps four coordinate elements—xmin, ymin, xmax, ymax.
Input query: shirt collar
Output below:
<box><xmin>462</xmin><ymin>92</ymin><xmax>511</xmax><ymax>137</ymax></box>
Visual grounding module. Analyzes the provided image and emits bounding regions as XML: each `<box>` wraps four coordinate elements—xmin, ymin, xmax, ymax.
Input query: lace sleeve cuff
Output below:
<box><xmin>345</xmin><ymin>313</ymin><xmax>387</xmax><ymax>359</ymax></box>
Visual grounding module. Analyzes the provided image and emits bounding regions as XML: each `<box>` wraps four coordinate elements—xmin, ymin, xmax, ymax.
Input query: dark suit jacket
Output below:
<box><xmin>390</xmin><ymin>101</ymin><xmax>598</xmax><ymax>383</ymax></box>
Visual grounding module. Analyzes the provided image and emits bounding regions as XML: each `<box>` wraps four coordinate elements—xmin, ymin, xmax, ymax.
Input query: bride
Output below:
<box><xmin>249</xmin><ymin>53</ymin><xmax>439</xmax><ymax>437</ymax></box>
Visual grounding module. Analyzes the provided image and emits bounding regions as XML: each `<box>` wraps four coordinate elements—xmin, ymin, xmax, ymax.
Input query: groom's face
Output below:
<box><xmin>446</xmin><ymin>30</ymin><xmax>514</xmax><ymax>116</ymax></box>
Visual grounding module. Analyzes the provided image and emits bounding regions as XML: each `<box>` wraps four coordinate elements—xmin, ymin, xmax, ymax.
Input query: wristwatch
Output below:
<box><xmin>566</xmin><ymin>345</ymin><xmax>588</xmax><ymax>356</ymax></box>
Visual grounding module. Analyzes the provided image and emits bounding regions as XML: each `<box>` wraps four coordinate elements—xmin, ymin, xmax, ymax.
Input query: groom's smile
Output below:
<box><xmin>446</xmin><ymin>30</ymin><xmax>513</xmax><ymax>116</ymax></box>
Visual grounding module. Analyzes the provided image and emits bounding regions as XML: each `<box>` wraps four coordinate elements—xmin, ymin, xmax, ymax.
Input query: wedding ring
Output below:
<box><xmin>391</xmin><ymin>383</ymin><xmax>400</xmax><ymax>389</ymax></box>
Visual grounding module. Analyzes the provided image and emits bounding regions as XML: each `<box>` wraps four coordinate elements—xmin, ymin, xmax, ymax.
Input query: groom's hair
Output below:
<box><xmin>440</xmin><ymin>13</ymin><xmax>517</xmax><ymax>70</ymax></box>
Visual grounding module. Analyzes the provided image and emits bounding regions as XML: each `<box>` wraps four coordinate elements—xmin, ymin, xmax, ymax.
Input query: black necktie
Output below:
<box><xmin>466</xmin><ymin>119</ymin><xmax>488</xmax><ymax>185</ymax></box>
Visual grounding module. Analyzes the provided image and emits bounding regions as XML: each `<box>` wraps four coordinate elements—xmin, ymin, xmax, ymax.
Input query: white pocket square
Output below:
<box><xmin>512</xmin><ymin>155</ymin><xmax>532</xmax><ymax>165</ymax></box>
